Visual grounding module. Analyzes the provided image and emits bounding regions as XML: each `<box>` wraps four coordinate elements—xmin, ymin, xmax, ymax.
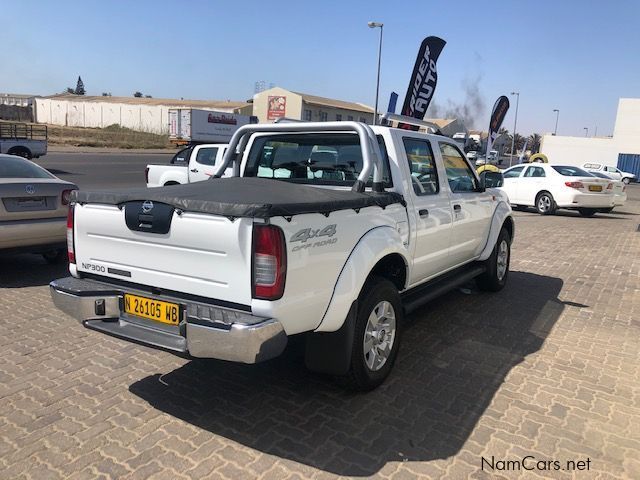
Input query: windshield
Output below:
<box><xmin>552</xmin><ymin>165</ymin><xmax>592</xmax><ymax>177</ymax></box>
<box><xmin>0</xmin><ymin>156</ymin><xmax>54</xmax><ymax>179</ymax></box>
<box><xmin>244</xmin><ymin>133</ymin><xmax>393</xmax><ymax>187</ymax></box>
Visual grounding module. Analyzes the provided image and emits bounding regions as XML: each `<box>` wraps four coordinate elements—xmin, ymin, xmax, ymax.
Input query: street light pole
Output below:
<box><xmin>553</xmin><ymin>109</ymin><xmax>559</xmax><ymax>135</ymax></box>
<box><xmin>509</xmin><ymin>92</ymin><xmax>520</xmax><ymax>167</ymax></box>
<box><xmin>584</xmin><ymin>127</ymin><xmax>589</xmax><ymax>137</ymax></box>
<box><xmin>368</xmin><ymin>21</ymin><xmax>384</xmax><ymax>125</ymax></box>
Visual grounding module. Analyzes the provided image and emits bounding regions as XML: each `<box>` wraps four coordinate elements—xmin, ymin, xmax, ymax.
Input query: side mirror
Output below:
<box><xmin>480</xmin><ymin>171</ymin><xmax>504</xmax><ymax>188</ymax></box>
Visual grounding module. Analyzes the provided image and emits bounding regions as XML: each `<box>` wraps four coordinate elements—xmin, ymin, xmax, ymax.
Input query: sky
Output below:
<box><xmin>1</xmin><ymin>0</ymin><xmax>639</xmax><ymax>137</ymax></box>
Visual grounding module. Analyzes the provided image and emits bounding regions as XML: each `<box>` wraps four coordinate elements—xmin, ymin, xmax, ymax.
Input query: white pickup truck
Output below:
<box><xmin>51</xmin><ymin>120</ymin><xmax>514</xmax><ymax>390</ymax></box>
<box><xmin>146</xmin><ymin>144</ymin><xmax>229</xmax><ymax>187</ymax></box>
<box><xmin>0</xmin><ymin>123</ymin><xmax>48</xmax><ymax>159</ymax></box>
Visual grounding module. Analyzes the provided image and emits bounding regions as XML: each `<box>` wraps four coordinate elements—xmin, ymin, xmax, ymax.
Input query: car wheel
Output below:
<box><xmin>8</xmin><ymin>147</ymin><xmax>32</xmax><ymax>159</ymax></box>
<box><xmin>476</xmin><ymin>227</ymin><xmax>511</xmax><ymax>292</ymax></box>
<box><xmin>42</xmin><ymin>249</ymin><xmax>67</xmax><ymax>264</ymax></box>
<box><xmin>535</xmin><ymin>192</ymin><xmax>556</xmax><ymax>215</ymax></box>
<box><xmin>345</xmin><ymin>277</ymin><xmax>402</xmax><ymax>391</ymax></box>
<box><xmin>578</xmin><ymin>208</ymin><xmax>597</xmax><ymax>217</ymax></box>
<box><xmin>622</xmin><ymin>177</ymin><xmax>630</xmax><ymax>185</ymax></box>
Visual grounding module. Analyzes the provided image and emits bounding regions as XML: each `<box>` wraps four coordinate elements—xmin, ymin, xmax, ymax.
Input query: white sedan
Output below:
<box><xmin>588</xmin><ymin>171</ymin><xmax>627</xmax><ymax>211</ymax></box>
<box><xmin>500</xmin><ymin>164</ymin><xmax>615</xmax><ymax>217</ymax></box>
<box><xmin>0</xmin><ymin>154</ymin><xmax>77</xmax><ymax>262</ymax></box>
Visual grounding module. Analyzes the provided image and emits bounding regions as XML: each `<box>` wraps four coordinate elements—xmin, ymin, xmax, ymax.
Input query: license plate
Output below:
<box><xmin>588</xmin><ymin>185</ymin><xmax>602</xmax><ymax>192</ymax></box>
<box><xmin>17</xmin><ymin>197</ymin><xmax>45</xmax><ymax>207</ymax></box>
<box><xmin>123</xmin><ymin>294</ymin><xmax>180</xmax><ymax>325</ymax></box>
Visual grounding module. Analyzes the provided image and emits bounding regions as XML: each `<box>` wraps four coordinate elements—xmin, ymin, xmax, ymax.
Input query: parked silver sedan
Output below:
<box><xmin>0</xmin><ymin>154</ymin><xmax>77</xmax><ymax>263</ymax></box>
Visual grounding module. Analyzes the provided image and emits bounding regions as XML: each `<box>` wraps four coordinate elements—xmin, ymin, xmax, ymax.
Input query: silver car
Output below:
<box><xmin>0</xmin><ymin>154</ymin><xmax>77</xmax><ymax>262</ymax></box>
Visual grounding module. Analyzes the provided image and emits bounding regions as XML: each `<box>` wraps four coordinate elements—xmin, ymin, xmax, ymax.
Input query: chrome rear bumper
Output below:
<box><xmin>50</xmin><ymin>276</ymin><xmax>287</xmax><ymax>363</ymax></box>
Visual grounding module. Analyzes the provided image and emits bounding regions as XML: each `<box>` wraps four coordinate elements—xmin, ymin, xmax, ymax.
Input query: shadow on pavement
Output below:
<box><xmin>130</xmin><ymin>271</ymin><xmax>565</xmax><ymax>477</ymax></box>
<box><xmin>0</xmin><ymin>254</ymin><xmax>68</xmax><ymax>288</ymax></box>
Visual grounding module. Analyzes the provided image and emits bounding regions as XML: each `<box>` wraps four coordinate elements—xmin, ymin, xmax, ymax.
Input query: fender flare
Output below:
<box><xmin>314</xmin><ymin>225</ymin><xmax>409</xmax><ymax>333</ymax></box>
<box><xmin>478</xmin><ymin>202</ymin><xmax>514</xmax><ymax>261</ymax></box>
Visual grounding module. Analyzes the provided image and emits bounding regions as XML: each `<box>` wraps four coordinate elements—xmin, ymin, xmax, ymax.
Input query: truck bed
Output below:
<box><xmin>73</xmin><ymin>177</ymin><xmax>404</xmax><ymax>219</ymax></box>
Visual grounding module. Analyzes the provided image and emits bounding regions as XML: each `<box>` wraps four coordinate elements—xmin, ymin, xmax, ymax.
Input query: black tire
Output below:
<box><xmin>535</xmin><ymin>191</ymin><xmax>556</xmax><ymax>215</ymax></box>
<box><xmin>345</xmin><ymin>277</ymin><xmax>403</xmax><ymax>391</ymax></box>
<box><xmin>164</xmin><ymin>181</ymin><xmax>180</xmax><ymax>186</ymax></box>
<box><xmin>476</xmin><ymin>227</ymin><xmax>511</xmax><ymax>292</ymax></box>
<box><xmin>578</xmin><ymin>208</ymin><xmax>596</xmax><ymax>217</ymax></box>
<box><xmin>622</xmin><ymin>177</ymin><xmax>630</xmax><ymax>185</ymax></box>
<box><xmin>42</xmin><ymin>249</ymin><xmax>67</xmax><ymax>264</ymax></box>
<box><xmin>8</xmin><ymin>147</ymin><xmax>32</xmax><ymax>159</ymax></box>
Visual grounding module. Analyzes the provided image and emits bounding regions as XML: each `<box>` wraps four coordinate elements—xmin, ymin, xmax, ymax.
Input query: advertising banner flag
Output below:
<box><xmin>387</xmin><ymin>92</ymin><xmax>399</xmax><ymax>114</ymax></box>
<box><xmin>486</xmin><ymin>95</ymin><xmax>510</xmax><ymax>154</ymax></box>
<box><xmin>399</xmin><ymin>36</ymin><xmax>446</xmax><ymax>130</ymax></box>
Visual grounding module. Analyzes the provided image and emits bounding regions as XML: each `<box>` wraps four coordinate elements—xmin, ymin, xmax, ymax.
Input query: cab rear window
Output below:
<box><xmin>244</xmin><ymin>133</ymin><xmax>393</xmax><ymax>188</ymax></box>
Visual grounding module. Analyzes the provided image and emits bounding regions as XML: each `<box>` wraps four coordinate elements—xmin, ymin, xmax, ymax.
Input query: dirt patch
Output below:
<box><xmin>46</xmin><ymin>123</ymin><xmax>172</xmax><ymax>149</ymax></box>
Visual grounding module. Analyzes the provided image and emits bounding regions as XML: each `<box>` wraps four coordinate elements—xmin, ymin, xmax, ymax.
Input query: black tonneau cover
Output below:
<box><xmin>72</xmin><ymin>177</ymin><xmax>404</xmax><ymax>219</ymax></box>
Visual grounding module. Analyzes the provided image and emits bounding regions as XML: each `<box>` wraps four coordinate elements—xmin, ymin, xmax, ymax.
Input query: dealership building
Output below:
<box><xmin>252</xmin><ymin>87</ymin><xmax>375</xmax><ymax>124</ymax></box>
<box><xmin>541</xmin><ymin>98</ymin><xmax>640</xmax><ymax>176</ymax></box>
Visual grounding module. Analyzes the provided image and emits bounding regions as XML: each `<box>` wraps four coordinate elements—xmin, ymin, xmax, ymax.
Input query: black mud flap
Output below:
<box><xmin>124</xmin><ymin>201</ymin><xmax>174</xmax><ymax>234</ymax></box>
<box><xmin>305</xmin><ymin>301</ymin><xmax>357</xmax><ymax>376</ymax></box>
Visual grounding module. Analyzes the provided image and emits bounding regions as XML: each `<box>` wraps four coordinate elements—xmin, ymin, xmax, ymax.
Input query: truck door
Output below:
<box><xmin>438</xmin><ymin>141</ymin><xmax>494</xmax><ymax>266</ymax></box>
<box><xmin>188</xmin><ymin>146</ymin><xmax>220</xmax><ymax>182</ymax></box>
<box><xmin>402</xmin><ymin>137</ymin><xmax>453</xmax><ymax>284</ymax></box>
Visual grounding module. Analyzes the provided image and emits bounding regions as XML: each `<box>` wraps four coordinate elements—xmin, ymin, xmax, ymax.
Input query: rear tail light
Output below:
<box><xmin>145</xmin><ymin>167</ymin><xmax>150</xmax><ymax>184</ymax></box>
<box><xmin>61</xmin><ymin>189</ymin><xmax>75</xmax><ymax>206</ymax></box>
<box><xmin>565</xmin><ymin>181</ymin><xmax>584</xmax><ymax>189</ymax></box>
<box><xmin>67</xmin><ymin>204</ymin><xmax>75</xmax><ymax>264</ymax></box>
<box><xmin>252</xmin><ymin>224</ymin><xmax>287</xmax><ymax>300</ymax></box>
<box><xmin>606</xmin><ymin>183</ymin><xmax>613</xmax><ymax>190</ymax></box>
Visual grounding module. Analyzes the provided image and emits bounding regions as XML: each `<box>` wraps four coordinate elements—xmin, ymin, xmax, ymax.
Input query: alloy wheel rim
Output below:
<box><xmin>497</xmin><ymin>240</ymin><xmax>509</xmax><ymax>280</ymax></box>
<box><xmin>538</xmin><ymin>196</ymin><xmax>551</xmax><ymax>212</ymax></box>
<box><xmin>363</xmin><ymin>301</ymin><xmax>396</xmax><ymax>372</ymax></box>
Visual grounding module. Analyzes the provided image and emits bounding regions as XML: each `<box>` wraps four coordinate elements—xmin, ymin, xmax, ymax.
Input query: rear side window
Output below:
<box><xmin>195</xmin><ymin>147</ymin><xmax>219</xmax><ymax>166</ymax></box>
<box><xmin>440</xmin><ymin>143</ymin><xmax>478</xmax><ymax>192</ymax></box>
<box><xmin>524</xmin><ymin>166</ymin><xmax>546</xmax><ymax>177</ymax></box>
<box><xmin>0</xmin><ymin>157</ymin><xmax>53</xmax><ymax>179</ymax></box>
<box><xmin>403</xmin><ymin>137</ymin><xmax>438</xmax><ymax>195</ymax></box>
<box><xmin>244</xmin><ymin>133</ymin><xmax>393</xmax><ymax>188</ymax></box>
<box><xmin>170</xmin><ymin>147</ymin><xmax>192</xmax><ymax>164</ymax></box>
<box><xmin>504</xmin><ymin>166</ymin><xmax>525</xmax><ymax>178</ymax></box>
<box><xmin>552</xmin><ymin>165</ymin><xmax>591</xmax><ymax>176</ymax></box>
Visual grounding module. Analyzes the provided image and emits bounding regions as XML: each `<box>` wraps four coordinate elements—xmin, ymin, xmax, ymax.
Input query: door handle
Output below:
<box><xmin>190</xmin><ymin>168</ymin><xmax>198</xmax><ymax>173</ymax></box>
<box><xmin>453</xmin><ymin>204</ymin><xmax>462</xmax><ymax>212</ymax></box>
<box><xmin>418</xmin><ymin>209</ymin><xmax>429</xmax><ymax>218</ymax></box>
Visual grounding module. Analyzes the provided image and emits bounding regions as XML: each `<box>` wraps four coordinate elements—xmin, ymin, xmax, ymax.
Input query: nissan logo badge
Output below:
<box><xmin>25</xmin><ymin>185</ymin><xmax>36</xmax><ymax>195</ymax></box>
<box><xmin>142</xmin><ymin>200</ymin><xmax>154</xmax><ymax>213</ymax></box>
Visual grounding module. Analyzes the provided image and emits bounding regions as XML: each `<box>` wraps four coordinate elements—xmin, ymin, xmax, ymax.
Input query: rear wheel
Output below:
<box><xmin>476</xmin><ymin>227</ymin><xmax>511</xmax><ymax>292</ymax></box>
<box><xmin>578</xmin><ymin>208</ymin><xmax>597</xmax><ymax>217</ymax></box>
<box><xmin>8</xmin><ymin>147</ymin><xmax>32</xmax><ymax>159</ymax></box>
<box><xmin>345</xmin><ymin>277</ymin><xmax>402</xmax><ymax>391</ymax></box>
<box><xmin>42</xmin><ymin>249</ymin><xmax>67</xmax><ymax>264</ymax></box>
<box><xmin>622</xmin><ymin>177</ymin><xmax>630</xmax><ymax>185</ymax></box>
<box><xmin>535</xmin><ymin>192</ymin><xmax>556</xmax><ymax>215</ymax></box>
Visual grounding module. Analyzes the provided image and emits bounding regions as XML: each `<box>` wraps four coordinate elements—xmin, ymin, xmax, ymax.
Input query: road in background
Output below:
<box><xmin>34</xmin><ymin>152</ymin><xmax>173</xmax><ymax>190</ymax></box>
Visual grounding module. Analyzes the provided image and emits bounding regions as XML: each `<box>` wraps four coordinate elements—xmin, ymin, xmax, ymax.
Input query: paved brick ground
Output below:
<box><xmin>1</xmin><ymin>186</ymin><xmax>639</xmax><ymax>479</ymax></box>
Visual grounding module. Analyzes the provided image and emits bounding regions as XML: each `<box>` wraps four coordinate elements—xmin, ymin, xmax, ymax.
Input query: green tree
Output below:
<box><xmin>528</xmin><ymin>133</ymin><xmax>542</xmax><ymax>154</ymax></box>
<box><xmin>75</xmin><ymin>76</ymin><xmax>86</xmax><ymax>95</ymax></box>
